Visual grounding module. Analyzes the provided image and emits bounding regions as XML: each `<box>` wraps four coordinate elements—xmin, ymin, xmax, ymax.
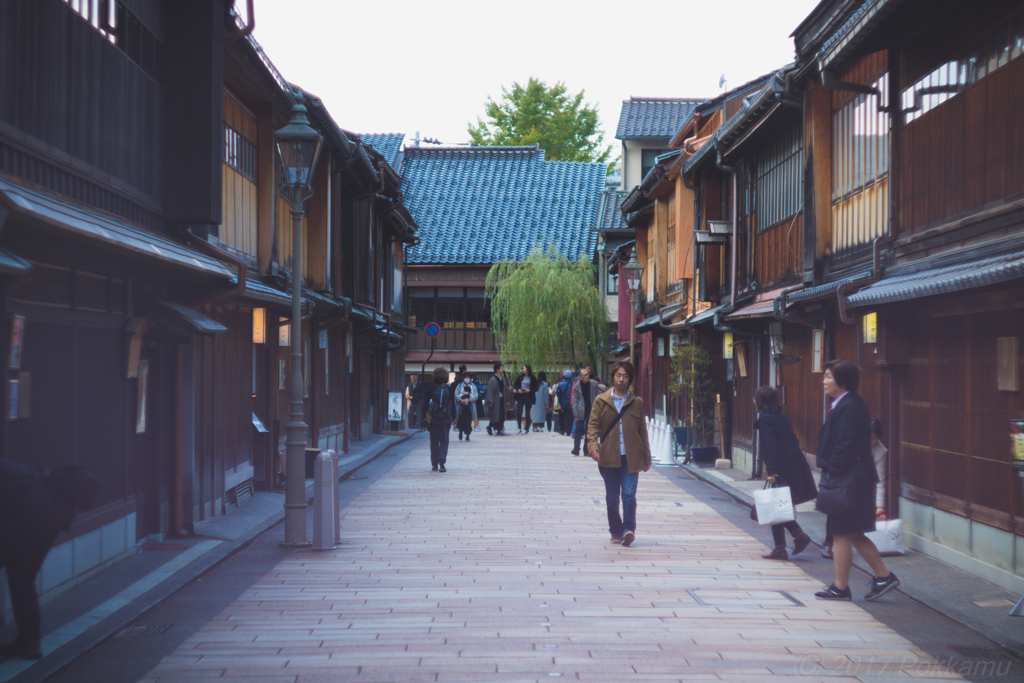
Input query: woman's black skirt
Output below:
<box><xmin>826</xmin><ymin>477</ymin><xmax>876</xmax><ymax>535</ymax></box>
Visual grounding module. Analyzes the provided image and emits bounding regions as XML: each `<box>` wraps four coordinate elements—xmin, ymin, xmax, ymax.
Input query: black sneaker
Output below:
<box><xmin>431</xmin><ymin>465</ymin><xmax>438</xmax><ymax>471</ymax></box>
<box><xmin>439</xmin><ymin>465</ymin><xmax>446</xmax><ymax>472</ymax></box>
<box><xmin>814</xmin><ymin>584</ymin><xmax>852</xmax><ymax>601</ymax></box>
<box><xmin>864</xmin><ymin>573</ymin><xmax>899</xmax><ymax>601</ymax></box>
<box><xmin>571</xmin><ymin>449</ymin><xmax>580</xmax><ymax>455</ymax></box>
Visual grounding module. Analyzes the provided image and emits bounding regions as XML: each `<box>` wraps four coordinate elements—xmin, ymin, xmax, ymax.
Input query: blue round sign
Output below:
<box><xmin>424</xmin><ymin>322</ymin><xmax>440</xmax><ymax>338</ymax></box>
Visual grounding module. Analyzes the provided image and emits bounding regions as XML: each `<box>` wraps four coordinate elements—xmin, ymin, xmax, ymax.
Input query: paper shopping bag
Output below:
<box><xmin>866</xmin><ymin>518</ymin><xmax>905</xmax><ymax>555</ymax></box>
<box><xmin>753</xmin><ymin>484</ymin><xmax>795</xmax><ymax>525</ymax></box>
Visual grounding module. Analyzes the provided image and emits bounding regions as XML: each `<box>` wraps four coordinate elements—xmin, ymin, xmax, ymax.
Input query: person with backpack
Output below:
<box><xmin>1</xmin><ymin>460</ymin><xmax>102</xmax><ymax>660</ymax></box>
<box><xmin>422</xmin><ymin>366</ymin><xmax>455</xmax><ymax>472</ymax></box>
<box><xmin>555</xmin><ymin>370</ymin><xmax>574</xmax><ymax>436</ymax></box>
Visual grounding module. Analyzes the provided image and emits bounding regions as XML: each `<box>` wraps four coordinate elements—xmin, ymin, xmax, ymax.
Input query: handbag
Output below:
<box><xmin>865</xmin><ymin>518</ymin><xmax>905</xmax><ymax>555</ymax></box>
<box><xmin>752</xmin><ymin>482</ymin><xmax>795</xmax><ymax>526</ymax></box>
<box><xmin>816</xmin><ymin>472</ymin><xmax>857</xmax><ymax>515</ymax></box>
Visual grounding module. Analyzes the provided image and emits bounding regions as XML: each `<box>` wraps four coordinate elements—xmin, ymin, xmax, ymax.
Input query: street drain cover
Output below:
<box><xmin>248</xmin><ymin>539</ymin><xmax>285</xmax><ymax>549</ymax></box>
<box><xmin>686</xmin><ymin>588</ymin><xmax>805</xmax><ymax>607</ymax></box>
<box><xmin>115</xmin><ymin>624</ymin><xmax>173</xmax><ymax>639</ymax></box>
<box><xmin>950</xmin><ymin>646</ymin><xmax>1017</xmax><ymax>662</ymax></box>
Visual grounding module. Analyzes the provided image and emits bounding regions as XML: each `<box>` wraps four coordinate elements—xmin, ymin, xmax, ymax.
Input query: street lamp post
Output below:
<box><xmin>274</xmin><ymin>103</ymin><xmax>323</xmax><ymax>546</ymax></box>
<box><xmin>622</xmin><ymin>250</ymin><xmax>645</xmax><ymax>368</ymax></box>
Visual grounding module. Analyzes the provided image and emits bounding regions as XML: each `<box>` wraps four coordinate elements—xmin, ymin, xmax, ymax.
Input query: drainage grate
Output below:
<box><xmin>950</xmin><ymin>646</ymin><xmax>1018</xmax><ymax>662</ymax></box>
<box><xmin>115</xmin><ymin>624</ymin><xmax>173</xmax><ymax>639</ymax></box>
<box><xmin>248</xmin><ymin>539</ymin><xmax>284</xmax><ymax>549</ymax></box>
<box><xmin>686</xmin><ymin>588</ymin><xmax>805</xmax><ymax>607</ymax></box>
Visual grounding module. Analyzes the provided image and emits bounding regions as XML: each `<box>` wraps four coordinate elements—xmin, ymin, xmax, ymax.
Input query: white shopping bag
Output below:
<box><xmin>866</xmin><ymin>518</ymin><xmax>905</xmax><ymax>555</ymax></box>
<box><xmin>753</xmin><ymin>485</ymin><xmax>795</xmax><ymax>525</ymax></box>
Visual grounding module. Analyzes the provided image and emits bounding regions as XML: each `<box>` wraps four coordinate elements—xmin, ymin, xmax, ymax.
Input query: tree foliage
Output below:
<box><xmin>486</xmin><ymin>247</ymin><xmax>607</xmax><ymax>374</ymax></box>
<box><xmin>468</xmin><ymin>78</ymin><xmax>612</xmax><ymax>166</ymax></box>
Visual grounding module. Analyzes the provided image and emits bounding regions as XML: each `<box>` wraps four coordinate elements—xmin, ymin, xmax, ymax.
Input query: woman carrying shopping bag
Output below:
<box><xmin>754</xmin><ymin>386</ymin><xmax>816</xmax><ymax>560</ymax></box>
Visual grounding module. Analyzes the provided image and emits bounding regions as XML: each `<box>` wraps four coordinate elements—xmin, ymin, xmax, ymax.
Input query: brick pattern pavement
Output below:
<box><xmin>140</xmin><ymin>433</ymin><xmax>963</xmax><ymax>682</ymax></box>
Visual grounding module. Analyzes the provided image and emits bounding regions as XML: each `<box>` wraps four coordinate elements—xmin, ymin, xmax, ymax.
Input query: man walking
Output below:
<box><xmin>556</xmin><ymin>370</ymin><xmax>574</xmax><ymax>436</ymax></box>
<box><xmin>571</xmin><ymin>364</ymin><xmax>600</xmax><ymax>455</ymax></box>
<box><xmin>406</xmin><ymin>373</ymin><xmax>423</xmax><ymax>430</ymax></box>
<box><xmin>485</xmin><ymin>362</ymin><xmax>511</xmax><ymax>436</ymax></box>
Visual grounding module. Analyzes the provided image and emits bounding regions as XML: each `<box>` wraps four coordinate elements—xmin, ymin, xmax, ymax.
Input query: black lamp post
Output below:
<box><xmin>623</xmin><ymin>251</ymin><xmax>645</xmax><ymax>368</ymax></box>
<box><xmin>274</xmin><ymin>103</ymin><xmax>322</xmax><ymax>546</ymax></box>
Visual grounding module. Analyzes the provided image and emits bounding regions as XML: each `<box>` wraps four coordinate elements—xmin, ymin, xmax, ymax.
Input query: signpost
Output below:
<box><xmin>421</xmin><ymin>322</ymin><xmax>440</xmax><ymax>375</ymax></box>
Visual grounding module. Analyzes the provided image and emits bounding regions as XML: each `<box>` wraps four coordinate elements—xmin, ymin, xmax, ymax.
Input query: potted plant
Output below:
<box><xmin>670</xmin><ymin>343</ymin><xmax>719</xmax><ymax>462</ymax></box>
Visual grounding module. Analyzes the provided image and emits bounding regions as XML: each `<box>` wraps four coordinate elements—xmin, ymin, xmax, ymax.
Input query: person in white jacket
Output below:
<box><xmin>455</xmin><ymin>374</ymin><xmax>479</xmax><ymax>442</ymax></box>
<box><xmin>871</xmin><ymin>418</ymin><xmax>888</xmax><ymax>520</ymax></box>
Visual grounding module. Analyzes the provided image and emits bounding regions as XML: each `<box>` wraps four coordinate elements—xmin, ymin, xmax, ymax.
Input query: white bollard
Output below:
<box><xmin>657</xmin><ymin>421</ymin><xmax>679</xmax><ymax>466</ymax></box>
<box><xmin>312</xmin><ymin>452</ymin><xmax>336</xmax><ymax>550</ymax></box>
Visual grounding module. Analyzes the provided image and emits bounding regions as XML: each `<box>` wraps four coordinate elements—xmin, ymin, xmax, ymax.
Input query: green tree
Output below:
<box><xmin>468</xmin><ymin>78</ymin><xmax>612</xmax><ymax>166</ymax></box>
<box><xmin>670</xmin><ymin>344</ymin><xmax>717</xmax><ymax>447</ymax></box>
<box><xmin>486</xmin><ymin>247</ymin><xmax>607</xmax><ymax>373</ymax></box>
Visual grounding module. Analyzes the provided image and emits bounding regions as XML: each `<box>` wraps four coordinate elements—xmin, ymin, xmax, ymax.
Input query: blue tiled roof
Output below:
<box><xmin>597</xmin><ymin>188</ymin><xmax>630</xmax><ymax>232</ymax></box>
<box><xmin>615</xmin><ymin>98</ymin><xmax>702</xmax><ymax>140</ymax></box>
<box><xmin>360</xmin><ymin>133</ymin><xmax>405</xmax><ymax>168</ymax></box>
<box><xmin>401</xmin><ymin>145</ymin><xmax>606</xmax><ymax>265</ymax></box>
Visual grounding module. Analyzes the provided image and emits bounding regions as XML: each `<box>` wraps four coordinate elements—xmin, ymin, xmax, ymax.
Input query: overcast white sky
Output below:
<box><xmin>244</xmin><ymin>0</ymin><xmax>821</xmax><ymax>151</ymax></box>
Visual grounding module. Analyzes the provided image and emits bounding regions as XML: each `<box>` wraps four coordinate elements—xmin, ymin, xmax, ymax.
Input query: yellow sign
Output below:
<box><xmin>863</xmin><ymin>311</ymin><xmax>878</xmax><ymax>344</ymax></box>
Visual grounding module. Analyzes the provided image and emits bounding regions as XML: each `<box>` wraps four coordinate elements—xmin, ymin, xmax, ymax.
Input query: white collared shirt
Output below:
<box><xmin>612</xmin><ymin>390</ymin><xmax>629</xmax><ymax>455</ymax></box>
<box><xmin>829</xmin><ymin>391</ymin><xmax>849</xmax><ymax>414</ymax></box>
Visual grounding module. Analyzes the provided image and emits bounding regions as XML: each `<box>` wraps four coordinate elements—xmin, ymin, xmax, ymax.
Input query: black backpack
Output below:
<box><xmin>428</xmin><ymin>386</ymin><xmax>453</xmax><ymax>421</ymax></box>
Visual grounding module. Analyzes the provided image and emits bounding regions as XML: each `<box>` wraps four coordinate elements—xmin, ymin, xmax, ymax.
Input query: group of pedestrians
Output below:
<box><xmin>754</xmin><ymin>359</ymin><xmax>899</xmax><ymax>602</ymax></box>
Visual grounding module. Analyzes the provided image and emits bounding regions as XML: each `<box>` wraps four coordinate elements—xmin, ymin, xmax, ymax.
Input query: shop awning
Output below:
<box><xmin>0</xmin><ymin>248</ymin><xmax>31</xmax><ymax>276</ymax></box>
<box><xmin>847</xmin><ymin>249</ymin><xmax>1024</xmax><ymax>307</ymax></box>
<box><xmin>726</xmin><ymin>286</ymin><xmax>792</xmax><ymax>319</ymax></box>
<box><xmin>0</xmin><ymin>176</ymin><xmax>231</xmax><ymax>279</ymax></box>
<box><xmin>685</xmin><ymin>303</ymin><xmax>727</xmax><ymax>327</ymax></box>
<box><xmin>785</xmin><ymin>270</ymin><xmax>872</xmax><ymax>306</ymax></box>
<box><xmin>635</xmin><ymin>303</ymin><xmax>686</xmax><ymax>333</ymax></box>
<box><xmin>144</xmin><ymin>299</ymin><xmax>227</xmax><ymax>336</ymax></box>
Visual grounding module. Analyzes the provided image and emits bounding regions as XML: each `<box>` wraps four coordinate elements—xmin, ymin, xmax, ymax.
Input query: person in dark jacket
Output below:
<box><xmin>421</xmin><ymin>366</ymin><xmax>455</xmax><ymax>471</ymax></box>
<box><xmin>484</xmin><ymin>363</ymin><xmax>512</xmax><ymax>435</ymax></box>
<box><xmin>1</xmin><ymin>461</ymin><xmax>100</xmax><ymax>660</ymax></box>
<box><xmin>754</xmin><ymin>386</ymin><xmax>815</xmax><ymax>560</ymax></box>
<box><xmin>555</xmin><ymin>370</ymin><xmax>574</xmax><ymax>436</ymax></box>
<box><xmin>512</xmin><ymin>364</ymin><xmax>537</xmax><ymax>434</ymax></box>
<box><xmin>814</xmin><ymin>359</ymin><xmax>898</xmax><ymax>601</ymax></box>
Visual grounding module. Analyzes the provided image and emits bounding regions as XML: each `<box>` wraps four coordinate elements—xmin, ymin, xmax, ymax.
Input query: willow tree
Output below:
<box><xmin>486</xmin><ymin>247</ymin><xmax>607</xmax><ymax>373</ymax></box>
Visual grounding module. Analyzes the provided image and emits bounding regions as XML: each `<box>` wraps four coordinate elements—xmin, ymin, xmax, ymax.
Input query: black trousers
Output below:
<box><xmin>771</xmin><ymin>520</ymin><xmax>804</xmax><ymax>548</ymax></box>
<box><xmin>515</xmin><ymin>396</ymin><xmax>531</xmax><ymax>431</ymax></box>
<box><xmin>558</xmin><ymin>410</ymin><xmax>573</xmax><ymax>436</ymax></box>
<box><xmin>0</xmin><ymin>486</ymin><xmax>69</xmax><ymax>645</ymax></box>
<box><xmin>429</xmin><ymin>421</ymin><xmax>450</xmax><ymax>466</ymax></box>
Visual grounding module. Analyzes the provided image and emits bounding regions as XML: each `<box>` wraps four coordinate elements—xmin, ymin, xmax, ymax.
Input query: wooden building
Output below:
<box><xmin>400</xmin><ymin>145</ymin><xmax>605</xmax><ymax>377</ymax></box>
<box><xmin>0</xmin><ymin>0</ymin><xmax>416</xmax><ymax>615</ymax></box>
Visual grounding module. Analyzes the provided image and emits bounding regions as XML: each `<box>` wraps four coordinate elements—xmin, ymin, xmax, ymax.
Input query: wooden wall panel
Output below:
<box><xmin>755</xmin><ymin>215</ymin><xmax>802</xmax><ymax>285</ymax></box>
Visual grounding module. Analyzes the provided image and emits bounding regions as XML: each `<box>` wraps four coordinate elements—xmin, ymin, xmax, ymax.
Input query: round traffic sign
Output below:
<box><xmin>424</xmin><ymin>322</ymin><xmax>440</xmax><ymax>338</ymax></box>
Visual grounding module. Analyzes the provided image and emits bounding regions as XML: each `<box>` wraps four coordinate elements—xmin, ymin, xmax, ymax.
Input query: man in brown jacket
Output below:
<box><xmin>586</xmin><ymin>361</ymin><xmax>651</xmax><ymax>547</ymax></box>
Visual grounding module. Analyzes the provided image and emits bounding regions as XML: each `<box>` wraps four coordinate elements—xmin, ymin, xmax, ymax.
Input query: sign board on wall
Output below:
<box><xmin>388</xmin><ymin>392</ymin><xmax>403</xmax><ymax>421</ymax></box>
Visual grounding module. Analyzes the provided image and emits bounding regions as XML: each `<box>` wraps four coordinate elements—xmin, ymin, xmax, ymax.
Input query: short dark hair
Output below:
<box><xmin>754</xmin><ymin>385</ymin><xmax>781</xmax><ymax>413</ymax></box>
<box><xmin>609</xmin><ymin>361</ymin><xmax>635</xmax><ymax>385</ymax></box>
<box><xmin>824</xmin><ymin>358</ymin><xmax>859</xmax><ymax>393</ymax></box>
<box><xmin>537</xmin><ymin>371</ymin><xmax>547</xmax><ymax>383</ymax></box>
<box><xmin>870</xmin><ymin>417</ymin><xmax>883</xmax><ymax>439</ymax></box>
<box><xmin>432</xmin><ymin>366</ymin><xmax>448</xmax><ymax>384</ymax></box>
<box><xmin>493</xmin><ymin>362</ymin><xmax>503</xmax><ymax>372</ymax></box>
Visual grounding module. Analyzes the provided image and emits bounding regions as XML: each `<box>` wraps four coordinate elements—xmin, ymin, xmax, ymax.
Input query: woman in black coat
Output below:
<box><xmin>511</xmin><ymin>364</ymin><xmax>538</xmax><ymax>434</ymax></box>
<box><xmin>754</xmin><ymin>385</ymin><xmax>816</xmax><ymax>560</ymax></box>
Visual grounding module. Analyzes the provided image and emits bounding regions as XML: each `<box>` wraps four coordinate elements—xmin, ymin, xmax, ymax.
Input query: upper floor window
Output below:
<box><xmin>901</xmin><ymin>8</ymin><xmax>1024</xmax><ymax>124</ymax></box>
<box><xmin>754</xmin><ymin>126</ymin><xmax>803</xmax><ymax>231</ymax></box>
<box><xmin>607</xmin><ymin>271</ymin><xmax>619</xmax><ymax>296</ymax></box>
<box><xmin>640</xmin><ymin>149</ymin><xmax>662</xmax><ymax>181</ymax></box>
<box><xmin>224</xmin><ymin>124</ymin><xmax>256</xmax><ymax>181</ymax></box>
<box><xmin>62</xmin><ymin>0</ymin><xmax>163</xmax><ymax>83</ymax></box>
<box><xmin>833</xmin><ymin>73</ymin><xmax>889</xmax><ymax>202</ymax></box>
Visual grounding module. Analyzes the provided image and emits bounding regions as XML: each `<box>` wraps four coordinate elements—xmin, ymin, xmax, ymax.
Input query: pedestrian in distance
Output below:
<box><xmin>485</xmin><ymin>362</ymin><xmax>512</xmax><ymax>436</ymax></box>
<box><xmin>455</xmin><ymin>372</ymin><xmax>478</xmax><ymax>442</ymax></box>
<box><xmin>473</xmin><ymin>375</ymin><xmax>487</xmax><ymax>432</ymax></box>
<box><xmin>753</xmin><ymin>386</ymin><xmax>816</xmax><ymax>560</ymax></box>
<box><xmin>531</xmin><ymin>371</ymin><xmax>549</xmax><ymax>433</ymax></box>
<box><xmin>1</xmin><ymin>460</ymin><xmax>102</xmax><ymax>660</ymax></box>
<box><xmin>571</xmin><ymin>364</ymin><xmax>600</xmax><ymax>455</ymax></box>
<box><xmin>814</xmin><ymin>359</ymin><xmax>899</xmax><ymax>601</ymax></box>
<box><xmin>406</xmin><ymin>373</ymin><xmax>423</xmax><ymax>430</ymax></box>
<box><xmin>512</xmin><ymin>364</ymin><xmax>537</xmax><ymax>434</ymax></box>
<box><xmin>555</xmin><ymin>370</ymin><xmax>574</xmax><ymax>436</ymax></box>
<box><xmin>422</xmin><ymin>366</ymin><xmax>456</xmax><ymax>472</ymax></box>
<box><xmin>587</xmin><ymin>361</ymin><xmax>651</xmax><ymax>547</ymax></box>
<box><xmin>871</xmin><ymin>418</ymin><xmax>888</xmax><ymax>521</ymax></box>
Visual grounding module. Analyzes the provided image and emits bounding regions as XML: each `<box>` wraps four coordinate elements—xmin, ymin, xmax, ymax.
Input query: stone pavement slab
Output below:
<box><xmin>130</xmin><ymin>431</ymin><xmax>970</xmax><ymax>682</ymax></box>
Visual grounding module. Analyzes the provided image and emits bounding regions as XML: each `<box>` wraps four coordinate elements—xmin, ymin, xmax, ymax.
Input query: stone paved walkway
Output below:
<box><xmin>139</xmin><ymin>432</ymin><xmax>963</xmax><ymax>682</ymax></box>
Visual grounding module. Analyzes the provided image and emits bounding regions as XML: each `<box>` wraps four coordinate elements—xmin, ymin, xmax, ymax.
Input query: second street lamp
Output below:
<box><xmin>622</xmin><ymin>250</ymin><xmax>645</xmax><ymax>368</ymax></box>
<box><xmin>274</xmin><ymin>103</ymin><xmax>322</xmax><ymax>547</ymax></box>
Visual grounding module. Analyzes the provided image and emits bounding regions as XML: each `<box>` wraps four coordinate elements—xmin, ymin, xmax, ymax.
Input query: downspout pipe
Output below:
<box><xmin>186</xmin><ymin>228</ymin><xmax>248</xmax><ymax>309</ymax></box>
<box><xmin>773</xmin><ymin>286</ymin><xmax>823</xmax><ymax>328</ymax></box>
<box><xmin>226</xmin><ymin>0</ymin><xmax>255</xmax><ymax>42</ymax></box>
<box><xmin>712</xmin><ymin>309</ymin><xmax>753</xmax><ymax>338</ymax></box>
<box><xmin>715</xmin><ymin>145</ymin><xmax>738</xmax><ymax>307</ymax></box>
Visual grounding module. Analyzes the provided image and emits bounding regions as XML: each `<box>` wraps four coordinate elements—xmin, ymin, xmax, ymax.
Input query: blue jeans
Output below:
<box><xmin>599</xmin><ymin>458</ymin><xmax>639</xmax><ymax>537</ymax></box>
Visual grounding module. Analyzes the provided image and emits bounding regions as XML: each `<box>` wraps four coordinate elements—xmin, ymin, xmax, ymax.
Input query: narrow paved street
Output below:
<box><xmin>72</xmin><ymin>430</ymin><xmax>965</xmax><ymax>683</ymax></box>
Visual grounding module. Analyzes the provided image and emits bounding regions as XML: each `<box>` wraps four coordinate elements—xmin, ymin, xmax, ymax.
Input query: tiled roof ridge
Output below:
<box><xmin>405</xmin><ymin>144</ymin><xmax>540</xmax><ymax>153</ymax></box>
<box><xmin>623</xmin><ymin>96</ymin><xmax>705</xmax><ymax>102</ymax></box>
